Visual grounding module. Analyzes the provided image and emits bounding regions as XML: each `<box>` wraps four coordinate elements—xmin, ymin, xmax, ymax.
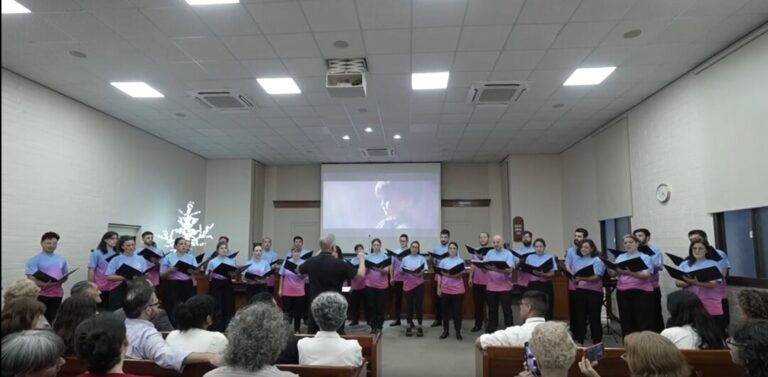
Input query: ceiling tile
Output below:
<box><xmin>193</xmin><ymin>4</ymin><xmax>261</xmax><ymax>36</ymax></box>
<box><xmin>174</xmin><ymin>36</ymin><xmax>235</xmax><ymax>61</ymax></box>
<box><xmin>737</xmin><ymin>0</ymin><xmax>768</xmax><ymax>14</ymax></box>
<box><xmin>550</xmin><ymin>21</ymin><xmax>616</xmax><ymax>49</ymax></box>
<box><xmin>457</xmin><ymin>26</ymin><xmax>512</xmax><ymax>51</ymax></box>
<box><xmin>363</xmin><ymin>29</ymin><xmax>411</xmax><ymax>54</ymax></box>
<box><xmin>452</xmin><ymin>51</ymin><xmax>499</xmax><ymax>71</ymax></box>
<box><xmin>535</xmin><ymin>48</ymin><xmax>592</xmax><ymax>70</ymax></box>
<box><xmin>600</xmin><ymin>18</ymin><xmax>672</xmax><ymax>46</ymax></box>
<box><xmin>245</xmin><ymin>2</ymin><xmax>310</xmax><ymax>34</ymax></box>
<box><xmin>140</xmin><ymin>6</ymin><xmax>213</xmax><ymax>38</ymax></box>
<box><xmin>464</xmin><ymin>0</ymin><xmax>525</xmax><ymax>26</ymax></box>
<box><xmin>126</xmin><ymin>32</ymin><xmax>192</xmax><ymax>63</ymax></box>
<box><xmin>220</xmin><ymin>35</ymin><xmax>277</xmax><ymax>60</ymax></box>
<box><xmin>517</xmin><ymin>0</ymin><xmax>581</xmax><ymax>24</ymax></box>
<box><xmin>241</xmin><ymin>59</ymin><xmax>289</xmax><ymax>77</ymax></box>
<box><xmin>413</xmin><ymin>0</ymin><xmax>467</xmax><ymax>28</ymax></box>
<box><xmin>314</xmin><ymin>31</ymin><xmax>366</xmax><ymax>58</ymax></box>
<box><xmin>505</xmin><ymin>23</ymin><xmax>563</xmax><ymax>50</ymax></box>
<box><xmin>488</xmin><ymin>70</ymin><xmax>531</xmax><ymax>81</ymax></box>
<box><xmin>367</xmin><ymin>54</ymin><xmax>411</xmax><ymax>74</ymax></box>
<box><xmin>14</xmin><ymin>0</ymin><xmax>82</xmax><ymax>12</ymax></box>
<box><xmin>447</xmin><ymin>71</ymin><xmax>490</xmax><ymax>87</ymax></box>
<box><xmin>623</xmin><ymin>0</ymin><xmax>698</xmax><ymax>20</ymax></box>
<box><xmin>301</xmin><ymin>0</ymin><xmax>360</xmax><ymax>32</ymax></box>
<box><xmin>570</xmin><ymin>0</ymin><xmax>637</xmax><ymax>22</ymax></box>
<box><xmin>282</xmin><ymin>58</ymin><xmax>328</xmax><ymax>77</ymax></box>
<box><xmin>266</xmin><ymin>33</ymin><xmax>321</xmax><ymax>58</ymax></box>
<box><xmin>198</xmin><ymin>60</ymin><xmax>252</xmax><ymax>80</ymax></box>
<box><xmin>94</xmin><ymin>9</ymin><xmax>163</xmax><ymax>39</ymax></box>
<box><xmin>495</xmin><ymin>50</ymin><xmax>546</xmax><ymax>71</ymax></box>
<box><xmin>412</xmin><ymin>27</ymin><xmax>461</xmax><ymax>53</ymax></box>
<box><xmin>1</xmin><ymin>14</ymin><xmax>73</xmax><ymax>44</ymax></box>
<box><xmin>356</xmin><ymin>0</ymin><xmax>411</xmax><ymax>29</ymax></box>
<box><xmin>44</xmin><ymin>11</ymin><xmax>120</xmax><ymax>42</ymax></box>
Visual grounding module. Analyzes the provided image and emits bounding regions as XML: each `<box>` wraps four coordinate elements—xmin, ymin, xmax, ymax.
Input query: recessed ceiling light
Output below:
<box><xmin>563</xmin><ymin>67</ymin><xmax>616</xmax><ymax>86</ymax></box>
<box><xmin>175</xmin><ymin>112</ymin><xmax>187</xmax><ymax>118</ymax></box>
<box><xmin>69</xmin><ymin>50</ymin><xmax>87</xmax><ymax>59</ymax></box>
<box><xmin>342</xmin><ymin>135</ymin><xmax>350</xmax><ymax>140</ymax></box>
<box><xmin>2</xmin><ymin>0</ymin><xmax>31</xmax><ymax>13</ymax></box>
<box><xmin>110</xmin><ymin>82</ymin><xmax>164</xmax><ymax>98</ymax></box>
<box><xmin>185</xmin><ymin>0</ymin><xmax>239</xmax><ymax>5</ymax></box>
<box><xmin>364</xmin><ymin>127</ymin><xmax>373</xmax><ymax>133</ymax></box>
<box><xmin>393</xmin><ymin>134</ymin><xmax>402</xmax><ymax>140</ymax></box>
<box><xmin>623</xmin><ymin>29</ymin><xmax>642</xmax><ymax>39</ymax></box>
<box><xmin>256</xmin><ymin>77</ymin><xmax>301</xmax><ymax>94</ymax></box>
<box><xmin>333</xmin><ymin>40</ymin><xmax>349</xmax><ymax>48</ymax></box>
<box><xmin>552</xmin><ymin>103</ymin><xmax>565</xmax><ymax>109</ymax></box>
<box><xmin>412</xmin><ymin>72</ymin><xmax>449</xmax><ymax>90</ymax></box>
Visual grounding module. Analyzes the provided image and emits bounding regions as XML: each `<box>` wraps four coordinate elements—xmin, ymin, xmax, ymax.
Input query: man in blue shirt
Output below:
<box><xmin>25</xmin><ymin>231</ymin><xmax>68</xmax><ymax>323</ymax></box>
<box><xmin>429</xmin><ymin>229</ymin><xmax>450</xmax><ymax>327</ymax></box>
<box><xmin>634</xmin><ymin>228</ymin><xmax>664</xmax><ymax>332</ymax></box>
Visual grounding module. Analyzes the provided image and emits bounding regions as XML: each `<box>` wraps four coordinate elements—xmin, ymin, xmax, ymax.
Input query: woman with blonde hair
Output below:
<box><xmin>579</xmin><ymin>331</ymin><xmax>691</xmax><ymax>377</ymax></box>
<box><xmin>2</xmin><ymin>278</ymin><xmax>40</xmax><ymax>305</ymax></box>
<box><xmin>515</xmin><ymin>321</ymin><xmax>577</xmax><ymax>377</ymax></box>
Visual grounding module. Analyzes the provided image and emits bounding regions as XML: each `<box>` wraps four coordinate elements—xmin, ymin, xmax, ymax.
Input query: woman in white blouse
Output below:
<box><xmin>166</xmin><ymin>295</ymin><xmax>228</xmax><ymax>354</ymax></box>
<box><xmin>661</xmin><ymin>290</ymin><xmax>725</xmax><ymax>350</ymax></box>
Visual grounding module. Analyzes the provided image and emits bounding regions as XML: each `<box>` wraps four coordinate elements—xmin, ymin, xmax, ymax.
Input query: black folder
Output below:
<box><xmin>386</xmin><ymin>249</ymin><xmax>409</xmax><ymax>258</ymax></box>
<box><xmin>435</xmin><ymin>263</ymin><xmax>465</xmax><ymax>275</ymax></box>
<box><xmin>563</xmin><ymin>265</ymin><xmax>595</xmax><ymax>280</ymax></box>
<box><xmin>300</xmin><ymin>251</ymin><xmax>313</xmax><ymax>260</ymax></box>
<box><xmin>665</xmin><ymin>253</ymin><xmax>686</xmax><ymax>266</ymax></box>
<box><xmin>601</xmin><ymin>257</ymin><xmax>648</xmax><ymax>272</ymax></box>
<box><xmin>270</xmin><ymin>259</ymin><xmax>284</xmax><ymax>266</ymax></box>
<box><xmin>471</xmin><ymin>260</ymin><xmax>510</xmax><ymax>270</ymax></box>
<box><xmin>212</xmin><ymin>262</ymin><xmax>237</xmax><ymax>276</ymax></box>
<box><xmin>115</xmin><ymin>264</ymin><xmax>145</xmax><ymax>280</ymax></box>
<box><xmin>365</xmin><ymin>258</ymin><xmax>392</xmax><ymax>269</ymax></box>
<box><xmin>32</xmin><ymin>268</ymin><xmax>79</xmax><ymax>283</ymax></box>
<box><xmin>105</xmin><ymin>253</ymin><xmax>119</xmax><ymax>263</ymax></box>
<box><xmin>401</xmin><ymin>264</ymin><xmax>425</xmax><ymax>274</ymax></box>
<box><xmin>174</xmin><ymin>260</ymin><xmax>198</xmax><ymax>275</ymax></box>
<box><xmin>429</xmin><ymin>252</ymin><xmax>449</xmax><ymax>260</ymax></box>
<box><xmin>138</xmin><ymin>248</ymin><xmax>162</xmax><ymax>261</ymax></box>
<box><xmin>707</xmin><ymin>247</ymin><xmax>723</xmax><ymax>261</ymax></box>
<box><xmin>511</xmin><ymin>250</ymin><xmax>535</xmax><ymax>259</ymax></box>
<box><xmin>608</xmin><ymin>247</ymin><xmax>654</xmax><ymax>258</ymax></box>
<box><xmin>283</xmin><ymin>260</ymin><xmax>299</xmax><ymax>273</ymax></box>
<box><xmin>195</xmin><ymin>253</ymin><xmax>207</xmax><ymax>264</ymax></box>
<box><xmin>520</xmin><ymin>258</ymin><xmax>554</xmax><ymax>274</ymax></box>
<box><xmin>245</xmin><ymin>269</ymin><xmax>273</xmax><ymax>280</ymax></box>
<box><xmin>606</xmin><ymin>248</ymin><xmax>625</xmax><ymax>259</ymax></box>
<box><xmin>465</xmin><ymin>245</ymin><xmax>493</xmax><ymax>257</ymax></box>
<box><xmin>227</xmin><ymin>251</ymin><xmax>239</xmax><ymax>259</ymax></box>
<box><xmin>664</xmin><ymin>265</ymin><xmax>722</xmax><ymax>282</ymax></box>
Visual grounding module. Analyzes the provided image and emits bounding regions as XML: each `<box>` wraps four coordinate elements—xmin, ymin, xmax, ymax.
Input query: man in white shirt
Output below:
<box><xmin>476</xmin><ymin>290</ymin><xmax>548</xmax><ymax>348</ymax></box>
<box><xmin>298</xmin><ymin>292</ymin><xmax>363</xmax><ymax>367</ymax></box>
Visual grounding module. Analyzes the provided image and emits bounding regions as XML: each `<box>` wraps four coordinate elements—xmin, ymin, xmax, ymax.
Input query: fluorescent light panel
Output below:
<box><xmin>185</xmin><ymin>0</ymin><xmax>239</xmax><ymax>5</ymax></box>
<box><xmin>257</xmin><ymin>78</ymin><xmax>301</xmax><ymax>94</ymax></box>
<box><xmin>110</xmin><ymin>82</ymin><xmax>164</xmax><ymax>98</ymax></box>
<box><xmin>2</xmin><ymin>0</ymin><xmax>31</xmax><ymax>13</ymax></box>
<box><xmin>563</xmin><ymin>67</ymin><xmax>616</xmax><ymax>86</ymax></box>
<box><xmin>412</xmin><ymin>72</ymin><xmax>449</xmax><ymax>90</ymax></box>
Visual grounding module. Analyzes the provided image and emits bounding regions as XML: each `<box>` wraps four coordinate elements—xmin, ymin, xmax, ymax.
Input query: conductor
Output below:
<box><xmin>299</xmin><ymin>233</ymin><xmax>366</xmax><ymax>333</ymax></box>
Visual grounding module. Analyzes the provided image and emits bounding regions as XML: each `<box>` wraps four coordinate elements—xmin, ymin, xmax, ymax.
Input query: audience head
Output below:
<box><xmin>3</xmin><ymin>279</ymin><xmax>40</xmax><ymax>305</ymax></box>
<box><xmin>737</xmin><ymin>289</ymin><xmax>768</xmax><ymax>320</ymax></box>
<box><xmin>223</xmin><ymin>303</ymin><xmax>290</xmax><ymax>372</ymax></box>
<box><xmin>528</xmin><ymin>322</ymin><xmax>577</xmax><ymax>374</ymax></box>
<box><xmin>70</xmin><ymin>281</ymin><xmax>102</xmax><ymax>304</ymax></box>
<box><xmin>175</xmin><ymin>295</ymin><xmax>216</xmax><ymax>331</ymax></box>
<box><xmin>247</xmin><ymin>291</ymin><xmax>277</xmax><ymax>307</ymax></box>
<box><xmin>98</xmin><ymin>231</ymin><xmax>119</xmax><ymax>252</ymax></box>
<box><xmin>520</xmin><ymin>290</ymin><xmax>548</xmax><ymax>320</ymax></box>
<box><xmin>666</xmin><ymin>290</ymin><xmax>724</xmax><ymax>349</ymax></box>
<box><xmin>53</xmin><ymin>295</ymin><xmax>98</xmax><ymax>355</ymax></box>
<box><xmin>578</xmin><ymin>239</ymin><xmax>599</xmax><ymax>258</ymax></box>
<box><xmin>730</xmin><ymin>320</ymin><xmax>768</xmax><ymax>377</ymax></box>
<box><xmin>39</xmin><ymin>232</ymin><xmax>60</xmax><ymax>253</ymax></box>
<box><xmin>623</xmin><ymin>331</ymin><xmax>691</xmax><ymax>377</ymax></box>
<box><xmin>319</xmin><ymin>233</ymin><xmax>335</xmax><ymax>253</ymax></box>
<box><xmin>311</xmin><ymin>292</ymin><xmax>348</xmax><ymax>332</ymax></box>
<box><xmin>1</xmin><ymin>298</ymin><xmax>49</xmax><ymax>335</ymax></box>
<box><xmin>122</xmin><ymin>280</ymin><xmax>158</xmax><ymax>320</ymax></box>
<box><xmin>74</xmin><ymin>313</ymin><xmax>128</xmax><ymax>374</ymax></box>
<box><xmin>1</xmin><ymin>330</ymin><xmax>66</xmax><ymax>377</ymax></box>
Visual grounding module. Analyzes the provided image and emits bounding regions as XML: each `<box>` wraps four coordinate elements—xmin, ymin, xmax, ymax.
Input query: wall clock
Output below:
<box><xmin>656</xmin><ymin>184</ymin><xmax>671</xmax><ymax>203</ymax></box>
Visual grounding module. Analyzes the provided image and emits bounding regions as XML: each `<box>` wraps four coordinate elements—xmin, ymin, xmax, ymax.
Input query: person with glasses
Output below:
<box><xmin>477</xmin><ymin>290</ymin><xmax>547</xmax><ymax>348</ymax></box>
<box><xmin>728</xmin><ymin>319</ymin><xmax>768</xmax><ymax>377</ymax></box>
<box><xmin>674</xmin><ymin>239</ymin><xmax>725</xmax><ymax>330</ymax></box>
<box><xmin>579</xmin><ymin>331</ymin><xmax>691</xmax><ymax>377</ymax></box>
<box><xmin>123</xmin><ymin>280</ymin><xmax>219</xmax><ymax>371</ymax></box>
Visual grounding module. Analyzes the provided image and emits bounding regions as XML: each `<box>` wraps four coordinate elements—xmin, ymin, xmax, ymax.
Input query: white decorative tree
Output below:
<box><xmin>157</xmin><ymin>201</ymin><xmax>215</xmax><ymax>250</ymax></box>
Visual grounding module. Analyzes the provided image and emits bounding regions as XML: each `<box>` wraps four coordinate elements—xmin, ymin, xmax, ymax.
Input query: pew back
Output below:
<box><xmin>295</xmin><ymin>333</ymin><xmax>381</xmax><ymax>377</ymax></box>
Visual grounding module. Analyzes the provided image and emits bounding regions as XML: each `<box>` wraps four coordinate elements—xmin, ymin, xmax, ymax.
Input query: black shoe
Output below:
<box><xmin>389</xmin><ymin>321</ymin><xmax>401</xmax><ymax>327</ymax></box>
<box><xmin>406</xmin><ymin>327</ymin><xmax>413</xmax><ymax>337</ymax></box>
<box><xmin>430</xmin><ymin>321</ymin><xmax>442</xmax><ymax>327</ymax></box>
<box><xmin>456</xmin><ymin>332</ymin><xmax>463</xmax><ymax>341</ymax></box>
<box><xmin>416</xmin><ymin>327</ymin><xmax>424</xmax><ymax>337</ymax></box>
<box><xmin>439</xmin><ymin>331</ymin><xmax>449</xmax><ymax>339</ymax></box>
<box><xmin>471</xmin><ymin>325</ymin><xmax>482</xmax><ymax>332</ymax></box>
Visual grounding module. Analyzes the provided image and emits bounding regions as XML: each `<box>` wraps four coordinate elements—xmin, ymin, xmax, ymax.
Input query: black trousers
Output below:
<box><xmin>404</xmin><ymin>284</ymin><xmax>425</xmax><ymax>325</ymax></box>
<box><xmin>432</xmin><ymin>286</ymin><xmax>443</xmax><ymax>322</ymax></box>
<box><xmin>441</xmin><ymin>293</ymin><xmax>464</xmax><ymax>332</ymax></box>
<box><xmin>209</xmin><ymin>279</ymin><xmax>235</xmax><ymax>332</ymax></box>
<box><xmin>527</xmin><ymin>281</ymin><xmax>554</xmax><ymax>320</ymax></box>
<box><xmin>391</xmin><ymin>281</ymin><xmax>404</xmax><ymax>321</ymax></box>
<box><xmin>472</xmin><ymin>284</ymin><xmax>487</xmax><ymax>328</ymax></box>
<box><xmin>652</xmin><ymin>287</ymin><xmax>664</xmax><ymax>333</ymax></box>
<box><xmin>303</xmin><ymin>283</ymin><xmax>310</xmax><ymax>319</ymax></box>
<box><xmin>486</xmin><ymin>290</ymin><xmax>513</xmax><ymax>333</ymax></box>
<box><xmin>568</xmin><ymin>289</ymin><xmax>577</xmax><ymax>333</ymax></box>
<box><xmin>617</xmin><ymin>289</ymin><xmax>655</xmax><ymax>336</ymax></box>
<box><xmin>366</xmin><ymin>287</ymin><xmax>388</xmax><ymax>330</ymax></box>
<box><xmin>245</xmin><ymin>284</ymin><xmax>269</xmax><ymax>302</ymax></box>
<box><xmin>164</xmin><ymin>279</ymin><xmax>196</xmax><ymax>325</ymax></box>
<box><xmin>98</xmin><ymin>290</ymin><xmax>111</xmax><ymax>310</ymax></box>
<box><xmin>37</xmin><ymin>296</ymin><xmax>62</xmax><ymax>324</ymax></box>
<box><xmin>282</xmin><ymin>296</ymin><xmax>306</xmax><ymax>332</ymax></box>
<box><xmin>349</xmin><ymin>289</ymin><xmax>366</xmax><ymax>323</ymax></box>
<box><xmin>572</xmin><ymin>289</ymin><xmax>603</xmax><ymax>343</ymax></box>
<box><xmin>108</xmin><ymin>282</ymin><xmax>127</xmax><ymax>311</ymax></box>
<box><xmin>720</xmin><ymin>298</ymin><xmax>730</xmax><ymax>336</ymax></box>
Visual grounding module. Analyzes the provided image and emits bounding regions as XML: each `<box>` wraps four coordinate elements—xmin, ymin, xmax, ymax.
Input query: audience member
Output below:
<box><xmin>728</xmin><ymin>319</ymin><xmax>768</xmax><ymax>377</ymax></box>
<box><xmin>123</xmin><ymin>281</ymin><xmax>218</xmax><ymax>371</ymax></box>
<box><xmin>1</xmin><ymin>297</ymin><xmax>50</xmax><ymax>335</ymax></box>
<box><xmin>74</xmin><ymin>312</ymin><xmax>150</xmax><ymax>377</ymax></box>
<box><xmin>70</xmin><ymin>280</ymin><xmax>102</xmax><ymax>304</ymax></box>
<box><xmin>108</xmin><ymin>279</ymin><xmax>174</xmax><ymax>332</ymax></box>
<box><xmin>661</xmin><ymin>290</ymin><xmax>724</xmax><ymax>349</ymax></box>
<box><xmin>204</xmin><ymin>303</ymin><xmax>298</xmax><ymax>377</ymax></box>
<box><xmin>166</xmin><ymin>295</ymin><xmax>228</xmax><ymax>354</ymax></box>
<box><xmin>3</xmin><ymin>278</ymin><xmax>40</xmax><ymax>305</ymax></box>
<box><xmin>248</xmin><ymin>291</ymin><xmax>299</xmax><ymax>365</ymax></box>
<box><xmin>579</xmin><ymin>331</ymin><xmax>691</xmax><ymax>377</ymax></box>
<box><xmin>53</xmin><ymin>295</ymin><xmax>98</xmax><ymax>355</ymax></box>
<box><xmin>1</xmin><ymin>330</ymin><xmax>66</xmax><ymax>377</ymax></box>
<box><xmin>298</xmin><ymin>292</ymin><xmax>362</xmax><ymax>367</ymax></box>
<box><xmin>737</xmin><ymin>289</ymin><xmax>768</xmax><ymax>321</ymax></box>
<box><xmin>478</xmin><ymin>290</ymin><xmax>548</xmax><ymax>348</ymax></box>
<box><xmin>515</xmin><ymin>322</ymin><xmax>576</xmax><ymax>377</ymax></box>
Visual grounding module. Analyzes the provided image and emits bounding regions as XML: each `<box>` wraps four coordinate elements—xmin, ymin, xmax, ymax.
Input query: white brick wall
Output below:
<box><xmin>1</xmin><ymin>69</ymin><xmax>207</xmax><ymax>293</ymax></box>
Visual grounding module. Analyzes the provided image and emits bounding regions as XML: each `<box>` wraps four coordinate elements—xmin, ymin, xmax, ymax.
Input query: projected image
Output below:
<box><xmin>323</xmin><ymin>180</ymin><xmax>439</xmax><ymax>229</ymax></box>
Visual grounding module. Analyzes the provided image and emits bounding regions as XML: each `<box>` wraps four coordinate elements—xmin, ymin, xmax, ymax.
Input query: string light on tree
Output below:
<box><xmin>157</xmin><ymin>201</ymin><xmax>214</xmax><ymax>249</ymax></box>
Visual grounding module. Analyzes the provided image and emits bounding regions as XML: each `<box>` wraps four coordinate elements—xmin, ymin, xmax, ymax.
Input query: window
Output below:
<box><xmin>714</xmin><ymin>206</ymin><xmax>768</xmax><ymax>287</ymax></box>
<box><xmin>108</xmin><ymin>223</ymin><xmax>141</xmax><ymax>238</ymax></box>
<box><xmin>600</xmin><ymin>216</ymin><xmax>632</xmax><ymax>261</ymax></box>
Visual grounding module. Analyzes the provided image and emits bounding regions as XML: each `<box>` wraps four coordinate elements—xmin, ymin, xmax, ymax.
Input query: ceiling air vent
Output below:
<box><xmin>361</xmin><ymin>147</ymin><xmax>395</xmax><ymax>158</ymax></box>
<box><xmin>467</xmin><ymin>82</ymin><xmax>528</xmax><ymax>106</ymax></box>
<box><xmin>186</xmin><ymin>90</ymin><xmax>255</xmax><ymax>112</ymax></box>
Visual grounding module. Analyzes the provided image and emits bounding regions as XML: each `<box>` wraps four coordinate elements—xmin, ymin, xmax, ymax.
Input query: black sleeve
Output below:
<box><xmin>276</xmin><ymin>334</ymin><xmax>300</xmax><ymax>364</ymax></box>
<box><xmin>343</xmin><ymin>260</ymin><xmax>358</xmax><ymax>279</ymax></box>
<box><xmin>298</xmin><ymin>259</ymin><xmax>310</xmax><ymax>275</ymax></box>
<box><xmin>151</xmin><ymin>309</ymin><xmax>175</xmax><ymax>331</ymax></box>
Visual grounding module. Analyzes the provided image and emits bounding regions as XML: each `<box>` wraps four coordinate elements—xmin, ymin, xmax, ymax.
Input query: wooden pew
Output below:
<box><xmin>59</xmin><ymin>358</ymin><xmax>365</xmax><ymax>377</ymax></box>
<box><xmin>475</xmin><ymin>344</ymin><xmax>742</xmax><ymax>377</ymax></box>
<box><xmin>296</xmin><ymin>333</ymin><xmax>381</xmax><ymax>377</ymax></box>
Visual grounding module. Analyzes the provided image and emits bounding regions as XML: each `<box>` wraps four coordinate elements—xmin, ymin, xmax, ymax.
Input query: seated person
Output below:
<box><xmin>1</xmin><ymin>330</ymin><xmax>66</xmax><ymax>377</ymax></box>
<box><xmin>3</xmin><ymin>278</ymin><xmax>40</xmax><ymax>306</ymax></box>
<box><xmin>298</xmin><ymin>292</ymin><xmax>362</xmax><ymax>367</ymax></box>
<box><xmin>74</xmin><ymin>312</ymin><xmax>151</xmax><ymax>377</ymax></box>
<box><xmin>53</xmin><ymin>295</ymin><xmax>98</xmax><ymax>355</ymax></box>
<box><xmin>70</xmin><ymin>280</ymin><xmax>103</xmax><ymax>305</ymax></box>
<box><xmin>166</xmin><ymin>295</ymin><xmax>228</xmax><ymax>354</ymax></box>
<box><xmin>122</xmin><ymin>280</ymin><xmax>217</xmax><ymax>371</ymax></box>
<box><xmin>728</xmin><ymin>319</ymin><xmax>768</xmax><ymax>377</ymax></box>
<box><xmin>661</xmin><ymin>290</ymin><xmax>724</xmax><ymax>349</ymax></box>
<box><xmin>737</xmin><ymin>289</ymin><xmax>768</xmax><ymax>321</ymax></box>
<box><xmin>204</xmin><ymin>303</ymin><xmax>298</xmax><ymax>377</ymax></box>
<box><xmin>477</xmin><ymin>290</ymin><xmax>548</xmax><ymax>348</ymax></box>
<box><xmin>82</xmin><ymin>278</ymin><xmax>173</xmax><ymax>332</ymax></box>
<box><xmin>580</xmin><ymin>331</ymin><xmax>691</xmax><ymax>377</ymax></box>
<box><xmin>1</xmin><ymin>297</ymin><xmax>50</xmax><ymax>335</ymax></box>
<box><xmin>249</xmin><ymin>291</ymin><xmax>299</xmax><ymax>365</ymax></box>
<box><xmin>515</xmin><ymin>322</ymin><xmax>576</xmax><ymax>377</ymax></box>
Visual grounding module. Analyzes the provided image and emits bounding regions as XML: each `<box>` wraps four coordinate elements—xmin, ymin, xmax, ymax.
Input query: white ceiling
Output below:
<box><xmin>2</xmin><ymin>0</ymin><xmax>766</xmax><ymax>164</ymax></box>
